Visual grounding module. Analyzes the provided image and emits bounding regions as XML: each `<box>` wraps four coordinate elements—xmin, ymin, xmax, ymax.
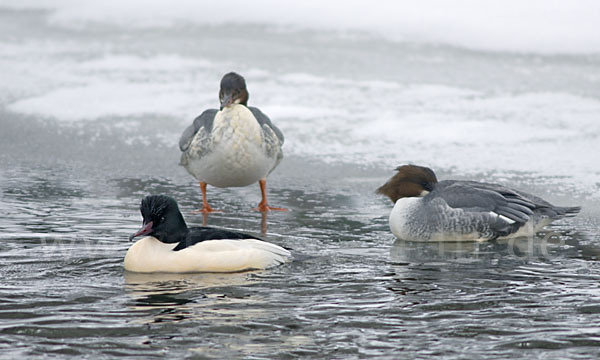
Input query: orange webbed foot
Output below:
<box><xmin>191</xmin><ymin>206</ymin><xmax>222</xmax><ymax>214</ymax></box>
<box><xmin>253</xmin><ymin>203</ymin><xmax>288</xmax><ymax>212</ymax></box>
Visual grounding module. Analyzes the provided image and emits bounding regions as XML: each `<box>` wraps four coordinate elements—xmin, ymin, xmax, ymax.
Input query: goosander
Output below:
<box><xmin>377</xmin><ymin>165</ymin><xmax>581</xmax><ymax>242</ymax></box>
<box><xmin>179</xmin><ymin>72</ymin><xmax>285</xmax><ymax>213</ymax></box>
<box><xmin>125</xmin><ymin>195</ymin><xmax>291</xmax><ymax>273</ymax></box>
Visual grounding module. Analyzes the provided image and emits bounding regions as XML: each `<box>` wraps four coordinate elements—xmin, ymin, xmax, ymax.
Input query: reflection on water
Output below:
<box><xmin>389</xmin><ymin>228</ymin><xmax>597</xmax><ymax>266</ymax></box>
<box><xmin>200</xmin><ymin>211</ymin><xmax>269</xmax><ymax>233</ymax></box>
<box><xmin>124</xmin><ymin>271</ymin><xmax>258</xmax><ymax>297</ymax></box>
<box><xmin>123</xmin><ymin>271</ymin><xmax>317</xmax><ymax>356</ymax></box>
<box><xmin>2</xmin><ymin>147</ymin><xmax>597</xmax><ymax>358</ymax></box>
<box><xmin>124</xmin><ymin>272</ymin><xmax>260</xmax><ymax>324</ymax></box>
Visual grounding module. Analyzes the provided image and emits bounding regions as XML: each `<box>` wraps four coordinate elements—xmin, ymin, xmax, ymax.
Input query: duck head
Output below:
<box><xmin>376</xmin><ymin>165</ymin><xmax>438</xmax><ymax>203</ymax></box>
<box><xmin>129</xmin><ymin>195</ymin><xmax>189</xmax><ymax>243</ymax></box>
<box><xmin>219</xmin><ymin>72</ymin><xmax>249</xmax><ymax>110</ymax></box>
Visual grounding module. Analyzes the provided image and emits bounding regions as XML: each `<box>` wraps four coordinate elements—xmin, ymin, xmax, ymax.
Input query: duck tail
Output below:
<box><xmin>555</xmin><ymin>206</ymin><xmax>581</xmax><ymax>217</ymax></box>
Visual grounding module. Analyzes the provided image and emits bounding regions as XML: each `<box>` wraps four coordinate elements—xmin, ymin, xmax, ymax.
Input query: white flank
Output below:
<box><xmin>124</xmin><ymin>236</ymin><xmax>291</xmax><ymax>273</ymax></box>
<box><xmin>389</xmin><ymin>197</ymin><xmax>422</xmax><ymax>241</ymax></box>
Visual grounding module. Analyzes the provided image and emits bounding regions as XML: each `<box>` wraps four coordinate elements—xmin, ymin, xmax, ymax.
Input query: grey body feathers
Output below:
<box><xmin>401</xmin><ymin>180</ymin><xmax>580</xmax><ymax>241</ymax></box>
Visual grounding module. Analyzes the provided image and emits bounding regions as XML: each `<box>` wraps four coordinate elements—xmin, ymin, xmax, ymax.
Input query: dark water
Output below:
<box><xmin>1</xmin><ymin>113</ymin><xmax>600</xmax><ymax>359</ymax></box>
<box><xmin>2</xmin><ymin>6</ymin><xmax>600</xmax><ymax>359</ymax></box>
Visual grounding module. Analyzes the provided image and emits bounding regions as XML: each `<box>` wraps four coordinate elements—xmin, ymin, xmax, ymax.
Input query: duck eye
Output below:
<box><xmin>160</xmin><ymin>216</ymin><xmax>166</xmax><ymax>223</ymax></box>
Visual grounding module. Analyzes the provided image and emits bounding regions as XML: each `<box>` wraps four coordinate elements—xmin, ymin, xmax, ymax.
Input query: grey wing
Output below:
<box><xmin>248</xmin><ymin>107</ymin><xmax>284</xmax><ymax>144</ymax></box>
<box><xmin>179</xmin><ymin>109</ymin><xmax>217</xmax><ymax>152</ymax></box>
<box><xmin>179</xmin><ymin>109</ymin><xmax>217</xmax><ymax>168</ymax></box>
<box><xmin>460</xmin><ymin>180</ymin><xmax>573</xmax><ymax>217</ymax></box>
<box><xmin>434</xmin><ymin>180</ymin><xmax>536</xmax><ymax>224</ymax></box>
<box><xmin>249</xmin><ymin>107</ymin><xmax>284</xmax><ymax>173</ymax></box>
<box><xmin>511</xmin><ymin>188</ymin><xmax>581</xmax><ymax>218</ymax></box>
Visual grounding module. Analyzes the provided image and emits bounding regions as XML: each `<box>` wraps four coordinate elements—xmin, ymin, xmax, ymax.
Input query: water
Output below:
<box><xmin>1</xmin><ymin>2</ymin><xmax>600</xmax><ymax>359</ymax></box>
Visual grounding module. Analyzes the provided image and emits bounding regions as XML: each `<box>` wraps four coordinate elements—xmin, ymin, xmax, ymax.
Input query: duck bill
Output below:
<box><xmin>129</xmin><ymin>221</ymin><xmax>154</xmax><ymax>241</ymax></box>
<box><xmin>220</xmin><ymin>93</ymin><xmax>233</xmax><ymax>110</ymax></box>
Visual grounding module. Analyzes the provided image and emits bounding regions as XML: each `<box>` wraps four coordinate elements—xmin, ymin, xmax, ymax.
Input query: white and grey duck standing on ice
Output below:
<box><xmin>179</xmin><ymin>72</ymin><xmax>285</xmax><ymax>213</ymax></box>
<box><xmin>377</xmin><ymin>165</ymin><xmax>581</xmax><ymax>242</ymax></box>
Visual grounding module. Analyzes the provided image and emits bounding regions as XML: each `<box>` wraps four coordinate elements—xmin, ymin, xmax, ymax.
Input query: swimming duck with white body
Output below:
<box><xmin>125</xmin><ymin>195</ymin><xmax>291</xmax><ymax>273</ymax></box>
<box><xmin>179</xmin><ymin>72</ymin><xmax>285</xmax><ymax>213</ymax></box>
<box><xmin>377</xmin><ymin>165</ymin><xmax>581</xmax><ymax>242</ymax></box>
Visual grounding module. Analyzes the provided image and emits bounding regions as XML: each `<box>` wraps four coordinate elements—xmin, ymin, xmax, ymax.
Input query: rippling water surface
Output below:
<box><xmin>1</xmin><ymin>2</ymin><xmax>600</xmax><ymax>359</ymax></box>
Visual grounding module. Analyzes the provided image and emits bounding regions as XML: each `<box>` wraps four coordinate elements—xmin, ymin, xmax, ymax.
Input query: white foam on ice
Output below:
<box><xmin>5</xmin><ymin>53</ymin><xmax>216</xmax><ymax>121</ymax></box>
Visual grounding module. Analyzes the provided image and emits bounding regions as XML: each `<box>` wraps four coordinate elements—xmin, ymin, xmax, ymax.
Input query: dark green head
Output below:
<box><xmin>129</xmin><ymin>195</ymin><xmax>188</xmax><ymax>244</ymax></box>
